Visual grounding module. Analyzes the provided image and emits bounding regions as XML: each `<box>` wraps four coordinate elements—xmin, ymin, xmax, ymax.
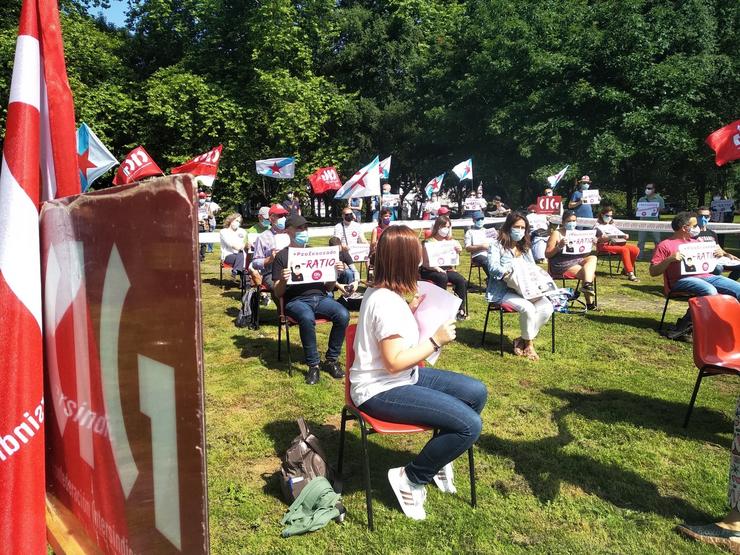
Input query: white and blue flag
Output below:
<box><xmin>334</xmin><ymin>156</ymin><xmax>380</xmax><ymax>199</ymax></box>
<box><xmin>255</xmin><ymin>157</ymin><xmax>295</xmax><ymax>179</ymax></box>
<box><xmin>76</xmin><ymin>123</ymin><xmax>118</xmax><ymax>191</ymax></box>
<box><xmin>451</xmin><ymin>158</ymin><xmax>473</xmax><ymax>181</ymax></box>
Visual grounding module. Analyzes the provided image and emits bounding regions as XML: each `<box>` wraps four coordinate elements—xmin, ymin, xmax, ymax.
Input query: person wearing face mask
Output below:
<box><xmin>636</xmin><ymin>183</ymin><xmax>665</xmax><ymax>260</ymax></box>
<box><xmin>696</xmin><ymin>206</ymin><xmax>740</xmax><ymax>280</ymax></box>
<box><xmin>252</xmin><ymin>204</ymin><xmax>289</xmax><ymax>289</ymax></box>
<box><xmin>490</xmin><ymin>195</ymin><xmax>511</xmax><ymax>217</ymax></box>
<box><xmin>526</xmin><ymin>204</ymin><xmax>549</xmax><ymax>263</ymax></box>
<box><xmin>333</xmin><ymin>207</ymin><xmax>368</xmax><ymax>250</ymax></box>
<box><xmin>545</xmin><ymin>209</ymin><xmax>598</xmax><ymax>309</ymax></box>
<box><xmin>650</xmin><ymin>212</ymin><xmax>740</xmax><ymax>338</ymax></box>
<box><xmin>381</xmin><ymin>183</ymin><xmax>398</xmax><ymax>221</ymax></box>
<box><xmin>594</xmin><ymin>205</ymin><xmax>640</xmax><ymax>282</ymax></box>
<box><xmin>246</xmin><ymin>206</ymin><xmax>271</xmax><ymax>235</ymax></box>
<box><xmin>464</xmin><ymin>210</ymin><xmax>494</xmax><ymax>278</ymax></box>
<box><xmin>419</xmin><ymin>215</ymin><xmax>468</xmax><ymax>320</ymax></box>
<box><xmin>487</xmin><ymin>212</ymin><xmax>554</xmax><ymax>361</ymax></box>
<box><xmin>544</xmin><ymin>187</ymin><xmax>554</xmax><ymax>197</ymax></box>
<box><xmin>272</xmin><ymin>215</ymin><xmax>350</xmax><ymax>385</ymax></box>
<box><xmin>220</xmin><ymin>213</ymin><xmax>248</xmax><ymax>272</ymax></box>
<box><xmin>568</xmin><ymin>176</ymin><xmax>594</xmax><ymax>219</ymax></box>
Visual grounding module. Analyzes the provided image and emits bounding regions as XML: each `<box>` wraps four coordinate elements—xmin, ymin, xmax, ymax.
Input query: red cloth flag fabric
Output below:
<box><xmin>706</xmin><ymin>119</ymin><xmax>740</xmax><ymax>166</ymax></box>
<box><xmin>171</xmin><ymin>144</ymin><xmax>223</xmax><ymax>187</ymax></box>
<box><xmin>308</xmin><ymin>166</ymin><xmax>342</xmax><ymax>194</ymax></box>
<box><xmin>0</xmin><ymin>0</ymin><xmax>80</xmax><ymax>551</ymax></box>
<box><xmin>113</xmin><ymin>146</ymin><xmax>164</xmax><ymax>185</ymax></box>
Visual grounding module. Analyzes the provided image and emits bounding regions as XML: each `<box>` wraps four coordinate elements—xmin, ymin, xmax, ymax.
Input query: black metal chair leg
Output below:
<box><xmin>551</xmin><ymin>310</ymin><xmax>556</xmax><ymax>353</ymax></box>
<box><xmin>498</xmin><ymin>309</ymin><xmax>504</xmax><ymax>357</ymax></box>
<box><xmin>481</xmin><ymin>304</ymin><xmax>491</xmax><ymax>346</ymax></box>
<box><xmin>286</xmin><ymin>322</ymin><xmax>293</xmax><ymax>376</ymax></box>
<box><xmin>468</xmin><ymin>446</ymin><xmax>477</xmax><ymax>508</ymax></box>
<box><xmin>683</xmin><ymin>369</ymin><xmax>706</xmax><ymax>428</ymax></box>
<box><xmin>608</xmin><ymin>254</ymin><xmax>613</xmax><ymax>276</ymax></box>
<box><xmin>359</xmin><ymin>425</ymin><xmax>374</xmax><ymax>530</ymax></box>
<box><xmin>337</xmin><ymin>408</ymin><xmax>348</xmax><ymax>474</ymax></box>
<box><xmin>658</xmin><ymin>296</ymin><xmax>671</xmax><ymax>331</ymax></box>
<box><xmin>277</xmin><ymin>322</ymin><xmax>283</xmax><ymax>361</ymax></box>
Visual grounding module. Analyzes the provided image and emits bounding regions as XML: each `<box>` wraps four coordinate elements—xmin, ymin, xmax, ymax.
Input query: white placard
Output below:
<box><xmin>527</xmin><ymin>214</ymin><xmax>549</xmax><ymax>231</ymax></box>
<box><xmin>381</xmin><ymin>194</ymin><xmax>400</xmax><ymax>208</ymax></box>
<box><xmin>678</xmin><ymin>241</ymin><xmax>717</xmax><ymax>275</ymax></box>
<box><xmin>505</xmin><ymin>258</ymin><xmax>558</xmax><ymax>300</ymax></box>
<box><xmin>348</xmin><ymin>243</ymin><xmax>370</xmax><ymax>262</ymax></box>
<box><xmin>636</xmin><ymin>201</ymin><xmax>660</xmax><ymax>218</ymax></box>
<box><xmin>287</xmin><ymin>246</ymin><xmax>339</xmax><ymax>283</ymax></box>
<box><xmin>425</xmin><ymin>240</ymin><xmax>461</xmax><ymax>267</ymax></box>
<box><xmin>464</xmin><ymin>198</ymin><xmax>480</xmax><ymax>212</ymax></box>
<box><xmin>485</xmin><ymin>227</ymin><xmax>499</xmax><ymax>239</ymax></box>
<box><xmin>597</xmin><ymin>224</ymin><xmax>627</xmax><ymax>241</ymax></box>
<box><xmin>414</xmin><ymin>281</ymin><xmax>462</xmax><ymax>365</ymax></box>
<box><xmin>716</xmin><ymin>256</ymin><xmax>740</xmax><ymax>268</ymax></box>
<box><xmin>275</xmin><ymin>233</ymin><xmax>290</xmax><ymax>250</ymax></box>
<box><xmin>248</xmin><ymin>232</ymin><xmax>259</xmax><ymax>246</ymax></box>
<box><xmin>562</xmin><ymin>229</ymin><xmax>596</xmax><ymax>255</ymax></box>
<box><xmin>581</xmin><ymin>190</ymin><xmax>601</xmax><ymax>205</ymax></box>
<box><xmin>711</xmin><ymin>199</ymin><xmax>735</xmax><ymax>213</ymax></box>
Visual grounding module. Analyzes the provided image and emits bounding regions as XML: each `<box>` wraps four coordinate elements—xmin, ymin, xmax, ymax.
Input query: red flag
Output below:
<box><xmin>112</xmin><ymin>146</ymin><xmax>164</xmax><ymax>185</ymax></box>
<box><xmin>308</xmin><ymin>166</ymin><xmax>342</xmax><ymax>194</ymax></box>
<box><xmin>0</xmin><ymin>0</ymin><xmax>80</xmax><ymax>551</ymax></box>
<box><xmin>705</xmin><ymin>119</ymin><xmax>740</xmax><ymax>166</ymax></box>
<box><xmin>171</xmin><ymin>145</ymin><xmax>223</xmax><ymax>187</ymax></box>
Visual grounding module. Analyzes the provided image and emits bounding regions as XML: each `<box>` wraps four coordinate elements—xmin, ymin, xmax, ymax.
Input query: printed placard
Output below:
<box><xmin>678</xmin><ymin>241</ymin><xmax>718</xmax><ymax>275</ymax></box>
<box><xmin>381</xmin><ymin>194</ymin><xmax>400</xmax><ymax>208</ymax></box>
<box><xmin>716</xmin><ymin>256</ymin><xmax>740</xmax><ymax>268</ymax></box>
<box><xmin>414</xmin><ymin>281</ymin><xmax>462</xmax><ymax>365</ymax></box>
<box><xmin>711</xmin><ymin>199</ymin><xmax>735</xmax><ymax>213</ymax></box>
<box><xmin>464</xmin><ymin>198</ymin><xmax>481</xmax><ymax>212</ymax></box>
<box><xmin>527</xmin><ymin>214</ymin><xmax>549</xmax><ymax>231</ymax></box>
<box><xmin>506</xmin><ymin>258</ymin><xmax>558</xmax><ymax>300</ymax></box>
<box><xmin>348</xmin><ymin>243</ymin><xmax>370</xmax><ymax>262</ymax></box>
<box><xmin>425</xmin><ymin>240</ymin><xmax>461</xmax><ymax>267</ymax></box>
<box><xmin>485</xmin><ymin>227</ymin><xmax>499</xmax><ymax>239</ymax></box>
<box><xmin>287</xmin><ymin>246</ymin><xmax>339</xmax><ymax>283</ymax></box>
<box><xmin>536</xmin><ymin>195</ymin><xmax>562</xmax><ymax>214</ymax></box>
<box><xmin>581</xmin><ymin>189</ymin><xmax>601</xmax><ymax>205</ymax></box>
<box><xmin>597</xmin><ymin>224</ymin><xmax>627</xmax><ymax>241</ymax></box>
<box><xmin>636</xmin><ymin>201</ymin><xmax>660</xmax><ymax>218</ymax></box>
<box><xmin>562</xmin><ymin>229</ymin><xmax>596</xmax><ymax>254</ymax></box>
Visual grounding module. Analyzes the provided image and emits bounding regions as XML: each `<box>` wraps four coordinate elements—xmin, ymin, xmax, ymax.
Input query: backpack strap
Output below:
<box><xmin>297</xmin><ymin>417</ymin><xmax>310</xmax><ymax>439</ymax></box>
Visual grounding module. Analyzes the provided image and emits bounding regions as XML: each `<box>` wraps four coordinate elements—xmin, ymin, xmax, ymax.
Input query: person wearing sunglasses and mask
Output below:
<box><xmin>487</xmin><ymin>212</ymin><xmax>554</xmax><ymax>361</ymax></box>
<box><xmin>420</xmin><ymin>215</ymin><xmax>468</xmax><ymax>320</ymax></box>
<box><xmin>637</xmin><ymin>183</ymin><xmax>665</xmax><ymax>259</ymax></box>
<box><xmin>464</xmin><ymin>210</ymin><xmax>495</xmax><ymax>278</ymax></box>
<box><xmin>545</xmin><ymin>209</ymin><xmax>598</xmax><ymax>309</ymax></box>
<box><xmin>594</xmin><ymin>205</ymin><xmax>640</xmax><ymax>282</ymax></box>
<box><xmin>696</xmin><ymin>206</ymin><xmax>740</xmax><ymax>281</ymax></box>
<box><xmin>273</xmin><ymin>215</ymin><xmax>350</xmax><ymax>385</ymax></box>
<box><xmin>333</xmin><ymin>206</ymin><xmax>368</xmax><ymax>249</ymax></box>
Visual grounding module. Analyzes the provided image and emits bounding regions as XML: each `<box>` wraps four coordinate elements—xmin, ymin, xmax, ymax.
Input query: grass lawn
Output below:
<box><xmin>200</xmin><ymin>229</ymin><xmax>739</xmax><ymax>554</ymax></box>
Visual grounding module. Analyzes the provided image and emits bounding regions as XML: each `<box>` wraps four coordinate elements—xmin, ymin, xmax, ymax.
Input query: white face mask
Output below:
<box><xmin>713</xmin><ymin>195</ymin><xmax>721</xmax><ymax>201</ymax></box>
<box><xmin>438</xmin><ymin>227</ymin><xmax>450</xmax><ymax>238</ymax></box>
<box><xmin>602</xmin><ymin>215</ymin><xmax>612</xmax><ymax>223</ymax></box>
<box><xmin>688</xmin><ymin>226</ymin><xmax>700</xmax><ymax>238</ymax></box>
<box><xmin>230</xmin><ymin>220</ymin><xmax>241</xmax><ymax>230</ymax></box>
<box><xmin>510</xmin><ymin>228</ymin><xmax>525</xmax><ymax>242</ymax></box>
<box><xmin>645</xmin><ymin>189</ymin><xmax>654</xmax><ymax>196</ymax></box>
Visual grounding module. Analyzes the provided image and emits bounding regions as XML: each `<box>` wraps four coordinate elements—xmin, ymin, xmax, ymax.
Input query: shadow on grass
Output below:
<box><xmin>585</xmin><ymin>312</ymin><xmax>660</xmax><ymax>331</ymax></box>
<box><xmin>622</xmin><ymin>283</ymin><xmax>664</xmax><ymax>296</ymax></box>
<box><xmin>231</xmin><ymin>333</ymin><xmax>288</xmax><ymax>372</ymax></box>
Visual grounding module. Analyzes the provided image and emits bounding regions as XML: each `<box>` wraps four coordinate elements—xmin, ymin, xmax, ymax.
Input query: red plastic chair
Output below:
<box><xmin>481</xmin><ymin>301</ymin><xmax>555</xmax><ymax>356</ymax></box>
<box><xmin>336</xmin><ymin>324</ymin><xmax>477</xmax><ymax>530</ymax></box>
<box><xmin>276</xmin><ymin>297</ymin><xmax>330</xmax><ymax>376</ymax></box>
<box><xmin>683</xmin><ymin>295</ymin><xmax>740</xmax><ymax>427</ymax></box>
<box><xmin>658</xmin><ymin>275</ymin><xmax>695</xmax><ymax>332</ymax></box>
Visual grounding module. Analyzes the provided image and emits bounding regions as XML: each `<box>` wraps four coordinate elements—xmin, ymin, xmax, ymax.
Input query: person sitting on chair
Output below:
<box><xmin>220</xmin><ymin>213</ymin><xmax>261</xmax><ymax>285</ymax></box>
<box><xmin>594</xmin><ymin>205</ymin><xmax>639</xmax><ymax>282</ymax></box>
<box><xmin>419</xmin><ymin>215</ymin><xmax>467</xmax><ymax>320</ymax></box>
<box><xmin>350</xmin><ymin>225</ymin><xmax>487</xmax><ymax>521</ymax></box>
<box><xmin>487</xmin><ymin>211</ymin><xmax>554</xmax><ymax>361</ymax></box>
<box><xmin>273</xmin><ymin>215</ymin><xmax>350</xmax><ymax>385</ymax></box>
<box><xmin>464</xmin><ymin>210</ymin><xmax>493</xmax><ymax>278</ymax></box>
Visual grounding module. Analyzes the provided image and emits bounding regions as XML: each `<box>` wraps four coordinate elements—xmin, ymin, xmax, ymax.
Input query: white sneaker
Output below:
<box><xmin>433</xmin><ymin>462</ymin><xmax>457</xmax><ymax>494</ymax></box>
<box><xmin>387</xmin><ymin>467</ymin><xmax>426</xmax><ymax>520</ymax></box>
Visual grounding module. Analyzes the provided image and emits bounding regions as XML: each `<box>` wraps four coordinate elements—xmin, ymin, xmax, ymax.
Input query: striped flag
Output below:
<box><xmin>255</xmin><ymin>156</ymin><xmax>295</xmax><ymax>179</ymax></box>
<box><xmin>334</xmin><ymin>156</ymin><xmax>380</xmax><ymax>199</ymax></box>
<box><xmin>171</xmin><ymin>144</ymin><xmax>223</xmax><ymax>187</ymax></box>
<box><xmin>425</xmin><ymin>173</ymin><xmax>445</xmax><ymax>198</ymax></box>
<box><xmin>0</xmin><ymin>0</ymin><xmax>80</xmax><ymax>551</ymax></box>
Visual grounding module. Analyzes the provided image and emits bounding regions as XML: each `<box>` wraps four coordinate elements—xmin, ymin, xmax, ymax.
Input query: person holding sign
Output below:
<box><xmin>545</xmin><ymin>210</ymin><xmax>598</xmax><ymax>309</ymax></box>
<box><xmin>487</xmin><ymin>212</ymin><xmax>554</xmax><ymax>361</ymax></box>
<box><xmin>419</xmin><ymin>215</ymin><xmax>468</xmax><ymax>320</ymax></box>
<box><xmin>636</xmin><ymin>183</ymin><xmax>665</xmax><ymax>260</ymax></box>
<box><xmin>381</xmin><ymin>183</ymin><xmax>398</xmax><ymax>221</ymax></box>
<box><xmin>696</xmin><ymin>206</ymin><xmax>740</xmax><ymax>280</ymax></box>
<box><xmin>594</xmin><ymin>205</ymin><xmax>640</xmax><ymax>282</ymax></box>
<box><xmin>252</xmin><ymin>204</ymin><xmax>289</xmax><ymax>289</ymax></box>
<box><xmin>464</xmin><ymin>210</ymin><xmax>494</xmax><ymax>278</ymax></box>
<box><xmin>568</xmin><ymin>175</ymin><xmax>594</xmax><ymax>219</ymax></box>
<box><xmin>350</xmin><ymin>225</ymin><xmax>487</xmax><ymax>521</ymax></box>
<box><xmin>273</xmin><ymin>215</ymin><xmax>350</xmax><ymax>385</ymax></box>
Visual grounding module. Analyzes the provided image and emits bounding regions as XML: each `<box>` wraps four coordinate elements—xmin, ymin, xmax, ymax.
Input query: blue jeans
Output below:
<box><xmin>672</xmin><ymin>275</ymin><xmax>740</xmax><ymax>300</ymax></box>
<box><xmin>637</xmin><ymin>229</ymin><xmax>661</xmax><ymax>256</ymax></box>
<box><xmin>337</xmin><ymin>267</ymin><xmax>359</xmax><ymax>284</ymax></box>
<box><xmin>284</xmin><ymin>294</ymin><xmax>349</xmax><ymax>367</ymax></box>
<box><xmin>358</xmin><ymin>367</ymin><xmax>487</xmax><ymax>485</ymax></box>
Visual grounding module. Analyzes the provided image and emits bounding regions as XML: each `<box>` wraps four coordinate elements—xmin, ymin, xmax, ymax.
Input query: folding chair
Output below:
<box><xmin>276</xmin><ymin>297</ymin><xmax>330</xmax><ymax>376</ymax></box>
<box><xmin>467</xmin><ymin>254</ymin><xmax>486</xmax><ymax>289</ymax></box>
<box><xmin>658</xmin><ymin>276</ymin><xmax>696</xmax><ymax>332</ymax></box>
<box><xmin>337</xmin><ymin>325</ymin><xmax>477</xmax><ymax>530</ymax></box>
<box><xmin>481</xmin><ymin>301</ymin><xmax>555</xmax><ymax>356</ymax></box>
<box><xmin>683</xmin><ymin>295</ymin><xmax>740</xmax><ymax>427</ymax></box>
<box><xmin>548</xmin><ymin>264</ymin><xmax>595</xmax><ymax>312</ymax></box>
<box><xmin>596</xmin><ymin>248</ymin><xmax>622</xmax><ymax>277</ymax></box>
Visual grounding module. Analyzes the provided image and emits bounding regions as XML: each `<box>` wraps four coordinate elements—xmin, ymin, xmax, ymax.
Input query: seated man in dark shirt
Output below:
<box><xmin>273</xmin><ymin>215</ymin><xmax>350</xmax><ymax>385</ymax></box>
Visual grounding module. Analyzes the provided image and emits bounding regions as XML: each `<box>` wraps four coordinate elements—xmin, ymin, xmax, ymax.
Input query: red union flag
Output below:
<box><xmin>0</xmin><ymin>0</ymin><xmax>80</xmax><ymax>551</ymax></box>
<box><xmin>536</xmin><ymin>195</ymin><xmax>562</xmax><ymax>214</ymax></box>
<box><xmin>171</xmin><ymin>144</ymin><xmax>223</xmax><ymax>187</ymax></box>
<box><xmin>113</xmin><ymin>146</ymin><xmax>163</xmax><ymax>185</ymax></box>
<box><xmin>706</xmin><ymin>119</ymin><xmax>740</xmax><ymax>166</ymax></box>
<box><xmin>308</xmin><ymin>166</ymin><xmax>342</xmax><ymax>194</ymax></box>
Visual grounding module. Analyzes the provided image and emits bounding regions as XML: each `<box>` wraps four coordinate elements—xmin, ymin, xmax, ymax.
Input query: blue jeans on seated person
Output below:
<box><xmin>337</xmin><ymin>267</ymin><xmax>359</xmax><ymax>285</ymax></box>
<box><xmin>284</xmin><ymin>294</ymin><xmax>350</xmax><ymax>367</ymax></box>
<box><xmin>672</xmin><ymin>275</ymin><xmax>740</xmax><ymax>300</ymax></box>
<box><xmin>358</xmin><ymin>367</ymin><xmax>487</xmax><ymax>485</ymax></box>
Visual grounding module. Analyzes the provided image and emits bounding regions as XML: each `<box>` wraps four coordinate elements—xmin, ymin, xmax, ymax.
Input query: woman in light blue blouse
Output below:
<box><xmin>486</xmin><ymin>211</ymin><xmax>554</xmax><ymax>361</ymax></box>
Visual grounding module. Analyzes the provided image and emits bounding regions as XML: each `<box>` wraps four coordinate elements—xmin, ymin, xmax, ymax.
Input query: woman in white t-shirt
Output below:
<box><xmin>219</xmin><ymin>213</ymin><xmax>249</xmax><ymax>274</ymax></box>
<box><xmin>350</xmin><ymin>225</ymin><xmax>487</xmax><ymax>521</ymax></box>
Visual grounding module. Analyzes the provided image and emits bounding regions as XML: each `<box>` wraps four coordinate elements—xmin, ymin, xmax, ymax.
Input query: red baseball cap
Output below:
<box><xmin>269</xmin><ymin>204</ymin><xmax>288</xmax><ymax>216</ymax></box>
<box><xmin>438</xmin><ymin>206</ymin><xmax>450</xmax><ymax>215</ymax></box>
<box><xmin>198</xmin><ymin>192</ymin><xmax>207</xmax><ymax>199</ymax></box>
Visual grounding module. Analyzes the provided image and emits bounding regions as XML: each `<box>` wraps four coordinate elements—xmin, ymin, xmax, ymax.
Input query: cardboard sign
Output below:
<box><xmin>581</xmin><ymin>189</ymin><xmax>601</xmax><ymax>205</ymax></box>
<box><xmin>425</xmin><ymin>240</ymin><xmax>461</xmax><ymax>267</ymax></box>
<box><xmin>505</xmin><ymin>258</ymin><xmax>558</xmax><ymax>300</ymax></box>
<box><xmin>414</xmin><ymin>281</ymin><xmax>462</xmax><ymax>365</ymax></box>
<box><xmin>562</xmin><ymin>229</ymin><xmax>596</xmax><ymax>254</ymax></box>
<box><xmin>679</xmin><ymin>241</ymin><xmax>718</xmax><ymax>275</ymax></box>
<box><xmin>711</xmin><ymin>199</ymin><xmax>735</xmax><ymax>213</ymax></box>
<box><xmin>348</xmin><ymin>244</ymin><xmax>370</xmax><ymax>262</ymax></box>
<box><xmin>463</xmin><ymin>198</ymin><xmax>480</xmax><ymax>212</ymax></box>
<box><xmin>287</xmin><ymin>246</ymin><xmax>339</xmax><ymax>283</ymax></box>
<box><xmin>536</xmin><ymin>195</ymin><xmax>562</xmax><ymax>214</ymax></box>
<box><xmin>636</xmin><ymin>201</ymin><xmax>660</xmax><ymax>218</ymax></box>
<box><xmin>40</xmin><ymin>176</ymin><xmax>208</xmax><ymax>554</ymax></box>
<box><xmin>381</xmin><ymin>194</ymin><xmax>400</xmax><ymax>208</ymax></box>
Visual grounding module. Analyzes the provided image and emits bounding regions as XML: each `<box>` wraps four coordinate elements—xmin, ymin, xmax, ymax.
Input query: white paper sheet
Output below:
<box><xmin>414</xmin><ymin>281</ymin><xmax>462</xmax><ymax>365</ymax></box>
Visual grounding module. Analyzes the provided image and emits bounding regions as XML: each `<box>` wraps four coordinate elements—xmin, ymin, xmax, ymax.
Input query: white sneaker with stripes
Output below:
<box><xmin>433</xmin><ymin>462</ymin><xmax>457</xmax><ymax>494</ymax></box>
<box><xmin>387</xmin><ymin>467</ymin><xmax>426</xmax><ymax>520</ymax></box>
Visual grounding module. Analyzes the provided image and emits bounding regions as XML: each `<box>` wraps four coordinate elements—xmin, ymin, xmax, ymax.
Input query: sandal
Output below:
<box><xmin>513</xmin><ymin>338</ymin><xmax>525</xmax><ymax>356</ymax></box>
<box><xmin>523</xmin><ymin>344</ymin><xmax>540</xmax><ymax>361</ymax></box>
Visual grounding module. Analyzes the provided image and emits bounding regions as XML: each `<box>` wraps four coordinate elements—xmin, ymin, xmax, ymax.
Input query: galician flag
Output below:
<box><xmin>379</xmin><ymin>155</ymin><xmax>391</xmax><ymax>180</ymax></box>
<box><xmin>547</xmin><ymin>165</ymin><xmax>569</xmax><ymax>188</ymax></box>
<box><xmin>425</xmin><ymin>173</ymin><xmax>445</xmax><ymax>198</ymax></box>
<box><xmin>76</xmin><ymin>123</ymin><xmax>118</xmax><ymax>191</ymax></box>
<box><xmin>334</xmin><ymin>156</ymin><xmax>380</xmax><ymax>199</ymax></box>
<box><xmin>255</xmin><ymin>157</ymin><xmax>295</xmax><ymax>179</ymax></box>
<box><xmin>451</xmin><ymin>158</ymin><xmax>473</xmax><ymax>181</ymax></box>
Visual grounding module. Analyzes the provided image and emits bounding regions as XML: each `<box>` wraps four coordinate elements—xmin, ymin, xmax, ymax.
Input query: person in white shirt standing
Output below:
<box><xmin>350</xmin><ymin>225</ymin><xmax>487</xmax><ymax>520</ymax></box>
<box><xmin>636</xmin><ymin>183</ymin><xmax>665</xmax><ymax>260</ymax></box>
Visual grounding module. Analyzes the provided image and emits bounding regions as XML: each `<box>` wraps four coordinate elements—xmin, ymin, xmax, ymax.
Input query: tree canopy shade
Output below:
<box><xmin>0</xmin><ymin>0</ymin><xmax>737</xmax><ymax>213</ymax></box>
